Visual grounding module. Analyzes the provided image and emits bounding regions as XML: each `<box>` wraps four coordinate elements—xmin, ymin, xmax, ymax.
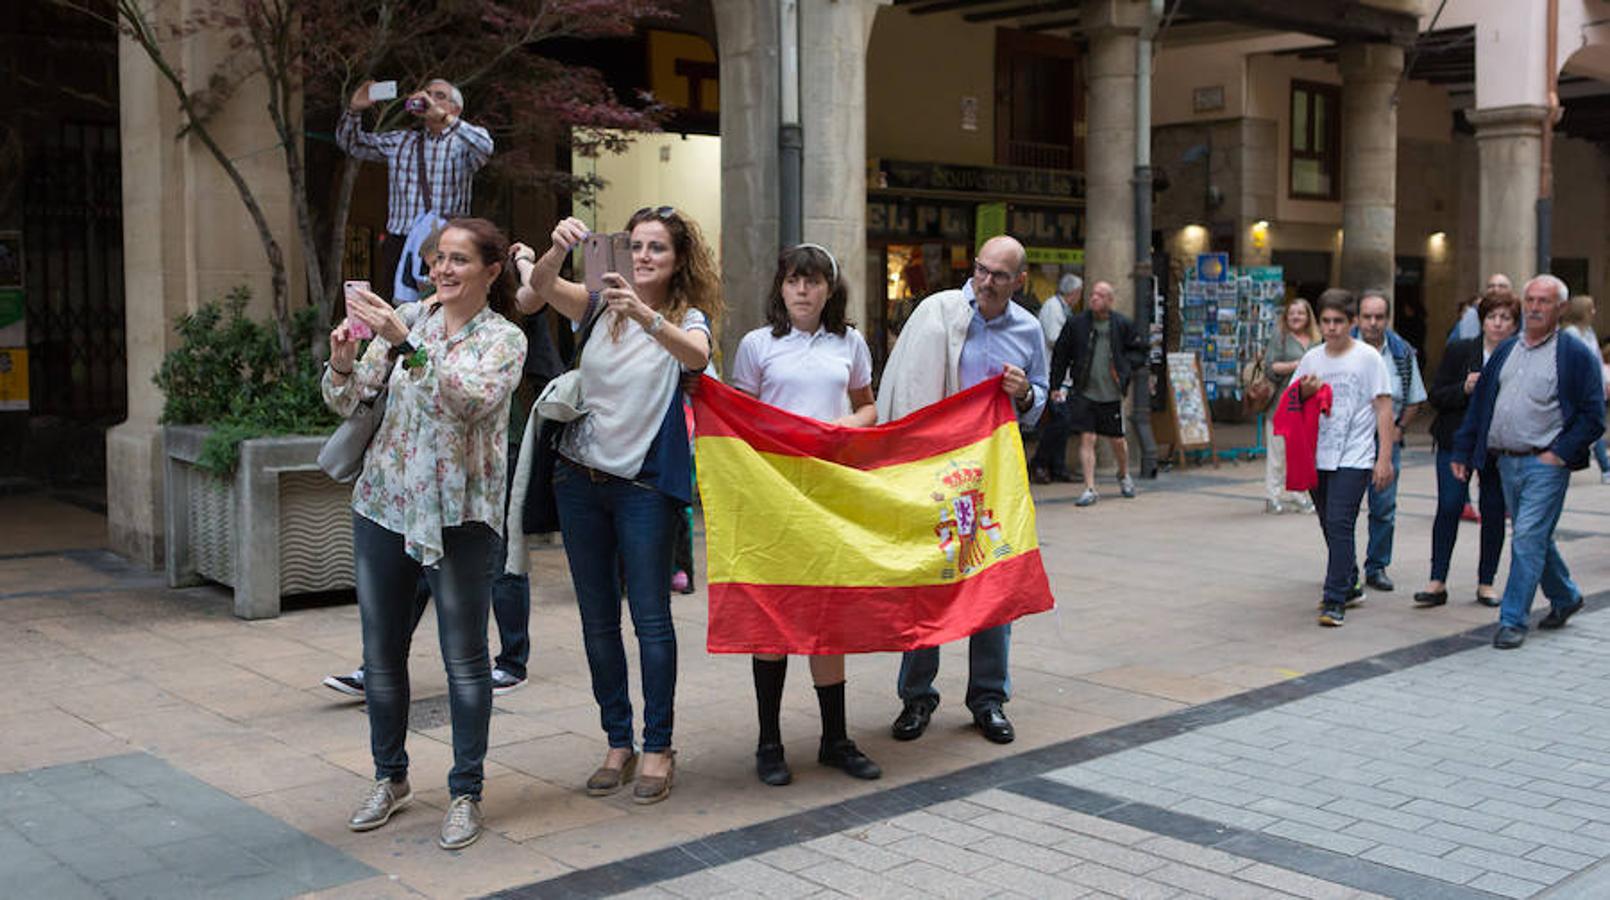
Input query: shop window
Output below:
<box><xmin>1289</xmin><ymin>81</ymin><xmax>1340</xmax><ymax>200</ymax></box>
<box><xmin>995</xmin><ymin>29</ymin><xmax>1083</xmax><ymax>171</ymax></box>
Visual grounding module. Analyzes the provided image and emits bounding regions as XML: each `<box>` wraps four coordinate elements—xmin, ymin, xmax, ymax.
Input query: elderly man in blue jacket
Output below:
<box><xmin>1453</xmin><ymin>274</ymin><xmax>1606</xmax><ymax>649</ymax></box>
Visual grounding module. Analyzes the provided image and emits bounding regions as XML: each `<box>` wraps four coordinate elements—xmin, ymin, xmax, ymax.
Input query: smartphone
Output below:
<box><xmin>343</xmin><ymin>281</ymin><xmax>374</xmax><ymax>340</ymax></box>
<box><xmin>368</xmin><ymin>81</ymin><xmax>398</xmax><ymax>102</ymax></box>
<box><xmin>582</xmin><ymin>232</ymin><xmax>633</xmax><ymax>293</ymax></box>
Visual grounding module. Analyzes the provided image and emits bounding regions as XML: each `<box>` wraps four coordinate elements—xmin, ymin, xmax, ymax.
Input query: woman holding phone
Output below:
<box><xmin>728</xmin><ymin>243</ymin><xmax>881</xmax><ymax>786</ymax></box>
<box><xmin>324</xmin><ymin>218</ymin><xmax>527</xmax><ymax>850</ymax></box>
<box><xmin>511</xmin><ymin>207</ymin><xmax>722</xmax><ymax>804</ymax></box>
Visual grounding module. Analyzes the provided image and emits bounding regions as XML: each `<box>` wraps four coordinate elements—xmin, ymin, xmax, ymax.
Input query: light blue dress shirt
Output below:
<box><xmin>956</xmin><ymin>282</ymin><xmax>1049</xmax><ymax>427</ymax></box>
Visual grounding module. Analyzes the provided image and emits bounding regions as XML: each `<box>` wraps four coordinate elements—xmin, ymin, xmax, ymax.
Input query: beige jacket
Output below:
<box><xmin>875</xmin><ymin>289</ymin><xmax>974</xmax><ymax>423</ymax></box>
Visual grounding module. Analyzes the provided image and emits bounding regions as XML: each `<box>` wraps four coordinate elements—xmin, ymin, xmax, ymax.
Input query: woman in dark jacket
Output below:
<box><xmin>1414</xmin><ymin>288</ymin><xmax>1520</xmax><ymax>608</ymax></box>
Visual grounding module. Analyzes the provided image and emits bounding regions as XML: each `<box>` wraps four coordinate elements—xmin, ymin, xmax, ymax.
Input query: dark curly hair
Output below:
<box><xmin>766</xmin><ymin>244</ymin><xmax>851</xmax><ymax>338</ymax></box>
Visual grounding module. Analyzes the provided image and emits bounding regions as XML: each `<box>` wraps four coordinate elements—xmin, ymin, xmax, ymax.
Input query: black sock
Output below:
<box><xmin>815</xmin><ymin>680</ymin><xmax>847</xmax><ymax>745</ymax></box>
<box><xmin>753</xmin><ymin>658</ymin><xmax>787</xmax><ymax>746</ymax></box>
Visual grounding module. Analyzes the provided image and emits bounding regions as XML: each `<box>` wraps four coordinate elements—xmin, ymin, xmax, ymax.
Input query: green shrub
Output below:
<box><xmin>154</xmin><ymin>287</ymin><xmax>339</xmax><ymax>473</ymax></box>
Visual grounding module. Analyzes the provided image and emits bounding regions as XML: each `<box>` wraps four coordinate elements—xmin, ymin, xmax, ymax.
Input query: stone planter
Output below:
<box><xmin>164</xmin><ymin>425</ymin><xmax>353</xmax><ymax>619</ymax></box>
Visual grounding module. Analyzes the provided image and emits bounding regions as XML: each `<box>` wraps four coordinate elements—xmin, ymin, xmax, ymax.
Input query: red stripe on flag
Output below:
<box><xmin>705</xmin><ymin>550</ymin><xmax>1055</xmax><ymax>655</ymax></box>
<box><xmin>693</xmin><ymin>374</ymin><xmax>1016</xmax><ymax>471</ymax></box>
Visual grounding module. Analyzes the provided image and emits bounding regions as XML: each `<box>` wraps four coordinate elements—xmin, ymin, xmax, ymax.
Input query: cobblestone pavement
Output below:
<box><xmin>2</xmin><ymin>447</ymin><xmax>1609</xmax><ymax>898</ymax></box>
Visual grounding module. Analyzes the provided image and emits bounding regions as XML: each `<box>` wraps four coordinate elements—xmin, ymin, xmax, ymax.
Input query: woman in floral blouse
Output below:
<box><xmin>512</xmin><ymin>207</ymin><xmax>722</xmax><ymax>804</ymax></box>
<box><xmin>323</xmin><ymin>218</ymin><xmax>527</xmax><ymax>851</ymax></box>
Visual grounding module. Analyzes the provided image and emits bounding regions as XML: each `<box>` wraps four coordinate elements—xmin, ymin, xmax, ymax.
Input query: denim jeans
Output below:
<box><xmin>897</xmin><ymin>623</ymin><xmax>1011</xmax><ymax>713</ymax></box>
<box><xmin>491</xmin><ymin>571</ymin><xmax>531</xmax><ymax>679</ymax></box>
<box><xmin>1496</xmin><ymin>454</ymin><xmax>1580</xmax><ymax>630</ymax></box>
<box><xmin>1593</xmin><ymin>438</ymin><xmax>1610</xmax><ymax>474</ymax></box>
<box><xmin>1310</xmin><ymin>468</ymin><xmax>1370</xmax><ymax>605</ymax></box>
<box><xmin>1429</xmin><ymin>449</ymin><xmax>1505</xmax><ymax>585</ymax></box>
<box><xmin>1364</xmin><ymin>443</ymin><xmax>1401</xmax><ymax>577</ymax></box>
<box><xmin>1029</xmin><ymin>399</ymin><xmax>1072</xmax><ymax>477</ymax></box>
<box><xmin>554</xmin><ymin>460</ymin><xmax>680</xmax><ymax>753</ymax></box>
<box><xmin>353</xmin><ymin>513</ymin><xmax>497</xmax><ymax>800</ymax></box>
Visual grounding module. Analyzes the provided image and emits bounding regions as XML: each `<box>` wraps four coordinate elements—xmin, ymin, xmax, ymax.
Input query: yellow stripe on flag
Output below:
<box><xmin>698</xmin><ymin>419</ymin><xmax>1039</xmax><ymax>588</ymax></box>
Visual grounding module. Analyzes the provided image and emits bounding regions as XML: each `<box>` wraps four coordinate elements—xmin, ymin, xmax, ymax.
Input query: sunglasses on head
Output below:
<box><xmin>634</xmin><ymin>205</ymin><xmax>678</xmax><ymax>221</ymax></box>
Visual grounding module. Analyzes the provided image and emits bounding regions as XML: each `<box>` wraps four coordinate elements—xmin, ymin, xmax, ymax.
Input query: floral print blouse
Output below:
<box><xmin>322</xmin><ymin>302</ymin><xmax>528</xmax><ymax>565</ymax></box>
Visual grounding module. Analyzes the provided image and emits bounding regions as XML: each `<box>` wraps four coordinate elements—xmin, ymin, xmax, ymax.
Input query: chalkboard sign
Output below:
<box><xmin>1156</xmin><ymin>352</ymin><xmax>1214</xmax><ymax>466</ymax></box>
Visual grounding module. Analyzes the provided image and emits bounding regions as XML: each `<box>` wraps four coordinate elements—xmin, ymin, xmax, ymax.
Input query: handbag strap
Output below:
<box><xmin>414</xmin><ymin>130</ymin><xmax>435</xmax><ymax>212</ymax></box>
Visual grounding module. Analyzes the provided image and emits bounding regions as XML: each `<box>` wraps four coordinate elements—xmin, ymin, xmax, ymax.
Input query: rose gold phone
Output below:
<box><xmin>343</xmin><ymin>280</ymin><xmax>374</xmax><ymax>340</ymax></box>
<box><xmin>582</xmin><ymin>232</ymin><xmax>632</xmax><ymax>293</ymax></box>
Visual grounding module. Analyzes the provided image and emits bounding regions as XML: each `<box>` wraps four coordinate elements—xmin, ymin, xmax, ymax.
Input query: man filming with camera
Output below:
<box><xmin>337</xmin><ymin>79</ymin><xmax>494</xmax><ymax>297</ymax></box>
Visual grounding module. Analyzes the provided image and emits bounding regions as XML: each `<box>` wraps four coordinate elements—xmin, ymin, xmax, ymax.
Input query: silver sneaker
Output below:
<box><xmin>1074</xmin><ymin>488</ymin><xmax>1098</xmax><ymax>507</ymax></box>
<box><xmin>348</xmin><ymin>778</ymin><xmax>411</xmax><ymax>832</ymax></box>
<box><xmin>439</xmin><ymin>795</ymin><xmax>483</xmax><ymax>850</ymax></box>
<box><xmin>1264</xmin><ymin>499</ymin><xmax>1285</xmax><ymax>514</ymax></box>
<box><xmin>1118</xmin><ymin>475</ymin><xmax>1137</xmax><ymax>499</ymax></box>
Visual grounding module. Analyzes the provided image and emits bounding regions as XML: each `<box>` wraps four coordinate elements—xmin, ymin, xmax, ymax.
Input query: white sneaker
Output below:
<box><xmin>323</xmin><ymin>669</ymin><xmax>364</xmax><ymax>697</ymax></box>
<box><xmin>491</xmin><ymin>668</ymin><xmax>526</xmax><ymax>696</ymax></box>
<box><xmin>1075</xmin><ymin>488</ymin><xmax>1098</xmax><ymax>507</ymax></box>
<box><xmin>1265</xmin><ymin>499</ymin><xmax>1285</xmax><ymax>514</ymax></box>
<box><xmin>1118</xmin><ymin>475</ymin><xmax>1137</xmax><ymax>499</ymax></box>
<box><xmin>1601</xmin><ymin>471</ymin><xmax>1610</xmax><ymax>485</ymax></box>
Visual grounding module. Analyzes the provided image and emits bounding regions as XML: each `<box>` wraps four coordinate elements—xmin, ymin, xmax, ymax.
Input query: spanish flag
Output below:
<box><xmin>694</xmin><ymin>375</ymin><xmax>1055</xmax><ymax>655</ymax></box>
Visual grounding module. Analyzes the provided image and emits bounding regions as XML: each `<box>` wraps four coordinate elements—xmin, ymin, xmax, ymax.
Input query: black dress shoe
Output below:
<box><xmin>891</xmin><ymin>698</ymin><xmax>936</xmax><ymax>742</ymax></box>
<box><xmin>1538</xmin><ymin>597</ymin><xmax>1585</xmax><ymax>630</ymax></box>
<box><xmin>819</xmin><ymin>739</ymin><xmax>882</xmax><ymax>780</ymax></box>
<box><xmin>1412</xmin><ymin>589</ymin><xmax>1447</xmax><ymax>608</ymax></box>
<box><xmin>1492</xmin><ymin>626</ymin><xmax>1526</xmax><ymax>649</ymax></box>
<box><xmin>1476</xmin><ymin>591</ymin><xmax>1500</xmax><ymax>608</ymax></box>
<box><xmin>755</xmin><ymin>743</ymin><xmax>792</xmax><ymax>786</ymax></box>
<box><xmin>1365</xmin><ymin>572</ymin><xmax>1395</xmax><ymax>592</ymax></box>
<box><xmin>972</xmin><ymin>705</ymin><xmax>1015</xmax><ymax>744</ymax></box>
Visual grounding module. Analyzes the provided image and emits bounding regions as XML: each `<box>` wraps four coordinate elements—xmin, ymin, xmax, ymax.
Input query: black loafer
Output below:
<box><xmin>1538</xmin><ymin>597</ymin><xmax>1585</xmax><ymax>630</ymax></box>
<box><xmin>972</xmin><ymin>705</ymin><xmax>1015</xmax><ymax>744</ymax></box>
<box><xmin>819</xmin><ymin>739</ymin><xmax>882</xmax><ymax>780</ymax></box>
<box><xmin>755</xmin><ymin>743</ymin><xmax>792</xmax><ymax>786</ymax></box>
<box><xmin>1365</xmin><ymin>572</ymin><xmax>1395</xmax><ymax>592</ymax></box>
<box><xmin>1412</xmin><ymin>589</ymin><xmax>1447</xmax><ymax>608</ymax></box>
<box><xmin>891</xmin><ymin>698</ymin><xmax>936</xmax><ymax>742</ymax></box>
<box><xmin>1492</xmin><ymin>625</ymin><xmax>1526</xmax><ymax>649</ymax></box>
<box><xmin>1476</xmin><ymin>591</ymin><xmax>1500</xmax><ymax>607</ymax></box>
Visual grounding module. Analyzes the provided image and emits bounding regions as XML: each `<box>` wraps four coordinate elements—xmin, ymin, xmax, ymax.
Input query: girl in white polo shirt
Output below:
<box><xmin>728</xmin><ymin>244</ymin><xmax>881</xmax><ymax>787</ymax></box>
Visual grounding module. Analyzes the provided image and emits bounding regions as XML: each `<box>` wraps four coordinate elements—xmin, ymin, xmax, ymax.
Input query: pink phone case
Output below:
<box><xmin>344</xmin><ymin>281</ymin><xmax>374</xmax><ymax>340</ymax></box>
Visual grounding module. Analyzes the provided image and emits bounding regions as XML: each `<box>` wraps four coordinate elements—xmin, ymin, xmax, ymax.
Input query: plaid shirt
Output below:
<box><xmin>337</xmin><ymin>110</ymin><xmax>494</xmax><ymax>234</ymax></box>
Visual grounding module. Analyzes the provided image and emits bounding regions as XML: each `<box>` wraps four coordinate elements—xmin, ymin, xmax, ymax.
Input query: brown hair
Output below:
<box><xmin>766</xmin><ymin>245</ymin><xmax>851</xmax><ymax>337</ymax></box>
<box><xmin>1563</xmin><ymin>294</ymin><xmax>1596</xmax><ymax>328</ymax></box>
<box><xmin>434</xmin><ymin>217</ymin><xmax>517</xmax><ymax>323</ymax></box>
<box><xmin>1315</xmin><ymin>287</ymin><xmax>1357</xmax><ymax>320</ymax></box>
<box><xmin>614</xmin><ymin>206</ymin><xmax>724</xmax><ymax>340</ymax></box>
<box><xmin>1478</xmin><ymin>286</ymin><xmax>1521</xmax><ymax>325</ymax></box>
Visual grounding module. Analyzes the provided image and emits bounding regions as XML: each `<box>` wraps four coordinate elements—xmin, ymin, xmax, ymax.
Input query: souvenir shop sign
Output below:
<box><xmin>868</xmin><ymin>197</ymin><xmax>975</xmax><ymax>241</ymax></box>
<box><xmin>871</xmin><ymin>159</ymin><xmax>1085</xmax><ymax>201</ymax></box>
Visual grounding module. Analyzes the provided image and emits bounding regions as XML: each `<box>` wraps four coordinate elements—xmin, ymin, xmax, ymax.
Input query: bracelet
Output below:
<box><xmin>647</xmin><ymin>312</ymin><xmax>665</xmax><ymax>336</ymax></box>
<box><xmin>329</xmin><ymin>363</ymin><xmax>353</xmax><ymax>377</ymax></box>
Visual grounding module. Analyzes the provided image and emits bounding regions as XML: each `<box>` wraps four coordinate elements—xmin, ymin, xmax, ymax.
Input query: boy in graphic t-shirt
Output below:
<box><xmin>1291</xmin><ymin>289</ymin><xmax>1396</xmax><ymax>626</ymax></box>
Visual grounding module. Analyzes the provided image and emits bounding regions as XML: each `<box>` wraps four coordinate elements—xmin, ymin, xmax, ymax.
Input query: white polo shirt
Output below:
<box><xmin>729</xmin><ymin>325</ymin><xmax>874</xmax><ymax>423</ymax></box>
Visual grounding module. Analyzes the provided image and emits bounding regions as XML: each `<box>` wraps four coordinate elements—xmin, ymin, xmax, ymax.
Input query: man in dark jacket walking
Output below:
<box><xmin>1049</xmin><ymin>280</ymin><xmax>1144</xmax><ymax>506</ymax></box>
<box><xmin>1453</xmin><ymin>275</ymin><xmax>1606</xmax><ymax>650</ymax></box>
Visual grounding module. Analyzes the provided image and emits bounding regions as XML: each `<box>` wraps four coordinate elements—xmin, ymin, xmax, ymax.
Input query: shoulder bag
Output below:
<box><xmin>523</xmin><ymin>298</ymin><xmax>605</xmax><ymax>534</ymax></box>
<box><xmin>317</xmin><ymin>303</ymin><xmax>437</xmax><ymax>483</ymax></box>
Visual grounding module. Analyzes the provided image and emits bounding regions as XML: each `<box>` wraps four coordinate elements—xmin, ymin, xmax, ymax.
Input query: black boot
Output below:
<box><xmin>753</xmin><ymin>658</ymin><xmax>790</xmax><ymax>786</ymax></box>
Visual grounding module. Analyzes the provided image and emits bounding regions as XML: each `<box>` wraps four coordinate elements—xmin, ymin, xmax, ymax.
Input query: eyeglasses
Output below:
<box><xmin>972</xmin><ymin>260</ymin><xmax>1017</xmax><ymax>287</ymax></box>
<box><xmin>634</xmin><ymin>206</ymin><xmax>678</xmax><ymax>222</ymax></box>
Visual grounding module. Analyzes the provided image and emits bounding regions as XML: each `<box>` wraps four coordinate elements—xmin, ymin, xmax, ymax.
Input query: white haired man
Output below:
<box><xmin>1452</xmin><ymin>275</ymin><xmax>1606</xmax><ymax>649</ymax></box>
<box><xmin>338</xmin><ymin>78</ymin><xmax>494</xmax><ymax>294</ymax></box>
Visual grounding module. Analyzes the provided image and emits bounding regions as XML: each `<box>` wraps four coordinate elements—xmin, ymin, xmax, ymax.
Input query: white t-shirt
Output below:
<box><xmin>729</xmin><ymin>325</ymin><xmax>873</xmax><ymax>423</ymax></box>
<box><xmin>1292</xmin><ymin>339</ymin><xmax>1391</xmax><ymax>471</ymax></box>
<box><xmin>562</xmin><ymin>307</ymin><xmax>709</xmax><ymax>478</ymax></box>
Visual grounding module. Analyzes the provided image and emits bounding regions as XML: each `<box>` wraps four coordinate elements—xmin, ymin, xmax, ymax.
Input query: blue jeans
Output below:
<box><xmin>491</xmin><ymin>572</ymin><xmax>531</xmax><ymax>679</ymax></box>
<box><xmin>1593</xmin><ymin>438</ymin><xmax>1610</xmax><ymax>474</ymax></box>
<box><xmin>1496</xmin><ymin>454</ymin><xmax>1580</xmax><ymax>630</ymax></box>
<box><xmin>1311</xmin><ymin>468</ymin><xmax>1370</xmax><ymax>605</ymax></box>
<box><xmin>1365</xmin><ymin>443</ymin><xmax>1401</xmax><ymax>577</ymax></box>
<box><xmin>554</xmin><ymin>460</ymin><xmax>680</xmax><ymax>753</ymax></box>
<box><xmin>353</xmin><ymin>513</ymin><xmax>497</xmax><ymax>800</ymax></box>
<box><xmin>897</xmin><ymin>623</ymin><xmax>1011</xmax><ymax>713</ymax></box>
<box><xmin>1429</xmin><ymin>449</ymin><xmax>1505</xmax><ymax>585</ymax></box>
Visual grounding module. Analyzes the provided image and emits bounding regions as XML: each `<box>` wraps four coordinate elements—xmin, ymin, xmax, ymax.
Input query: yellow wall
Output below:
<box><xmin>572</xmin><ymin>131</ymin><xmax>723</xmax><ymax>264</ymax></box>
<box><xmin>866</xmin><ymin>7</ymin><xmax>995</xmax><ymax>166</ymax></box>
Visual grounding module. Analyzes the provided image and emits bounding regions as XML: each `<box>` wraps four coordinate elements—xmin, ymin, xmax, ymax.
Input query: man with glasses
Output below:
<box><xmin>877</xmin><ymin>235</ymin><xmax>1048</xmax><ymax>746</ymax></box>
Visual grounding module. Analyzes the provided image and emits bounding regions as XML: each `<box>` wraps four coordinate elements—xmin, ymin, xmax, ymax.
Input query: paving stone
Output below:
<box><xmin>99</xmin><ymin>868</ymin><xmax>207</xmax><ymax>900</ymax></box>
<box><xmin>804</xmin><ymin>833</ymin><xmax>909</xmax><ymax>873</ymax></box>
<box><xmin>883</xmin><ymin>810</ymin><xmax>997</xmax><ymax>848</ymax></box>
<box><xmin>43</xmin><ymin>831</ymin><xmax>166</xmax><ymax>884</ymax></box>
<box><xmin>1232</xmin><ymin>862</ymin><xmax>1366</xmax><ymax>900</ymax></box>
<box><xmin>1047</xmin><ymin>811</ymin><xmax>1158</xmax><ymax>846</ymax></box>
<box><xmin>1525</xmin><ymin>845</ymin><xmax>1599</xmax><ymax>871</ymax></box>
<box><xmin>1397</xmin><ymin>798</ymin><xmax>1514</xmax><ymax>833</ymax></box>
<box><xmin>1132</xmin><ymin>837</ymin><xmax>1253</xmax><ymax>875</ymax></box>
<box><xmin>1471</xmin><ymin>798</ymin><xmax>1586</xmax><ymax>831</ymax></box>
<box><xmin>1260</xmin><ymin>820</ymin><xmax>1376</xmax><ymax>857</ymax></box>
<box><xmin>971</xmin><ymin>861</ymin><xmax>1089</xmax><ymax>899</ymax></box>
<box><xmin>1419</xmin><ymin>821</ymin><xmax>1538</xmax><ymax>857</ymax></box>
<box><xmin>1319</xmin><ymin>797</ymin><xmax>1431</xmax><ymax>832</ymax></box>
<box><xmin>1169</xmin><ymin>798</ymin><xmax>1279</xmax><ymax>832</ymax></box>
<box><xmin>1442</xmin><ymin>846</ymin><xmax>1571</xmax><ymax>885</ymax></box>
<box><xmin>1051</xmin><ymin>832</ymin><xmax>1168</xmax><ymax>875</ymax></box>
<box><xmin>688</xmin><ymin>859</ymin><xmax>821</xmax><ymax>900</ymax></box>
<box><xmin>884</xmin><ymin>860</ymin><xmax>994</xmax><ymax>899</ymax></box>
<box><xmin>794</xmin><ymin>860</ymin><xmax>925</xmax><ymax>899</ymax></box>
<box><xmin>969</xmin><ymin>834</ymin><xmax>1079</xmax><ymax>874</ymax></box>
<box><xmin>1061</xmin><ymin>861</ymin><xmax>1183</xmax><ymax>900</ymax></box>
<box><xmin>757</xmin><ymin>844</ymin><xmax>836</xmax><ymax>873</ymax></box>
<box><xmin>1497</xmin><ymin>821</ymin><xmax>1610</xmax><ymax>858</ymax></box>
<box><xmin>883</xmin><ymin>835</ymin><xmax>994</xmax><ymax>875</ymax></box>
<box><xmin>1246</xmin><ymin>797</ymin><xmax>1357</xmax><ymax>831</ymax></box>
<box><xmin>966</xmin><ymin>810</ymin><xmax>1078</xmax><ymax>846</ymax></box>
<box><xmin>1465</xmin><ymin>871</ymin><xmax>1549</xmax><ymax>900</ymax></box>
<box><xmin>1145</xmin><ymin>862</ymin><xmax>1290</xmax><ymax>900</ymax></box>
<box><xmin>1358</xmin><ymin>845</ymin><xmax>1482</xmax><ymax>884</ymax></box>
<box><xmin>1550</xmin><ymin>797</ymin><xmax>1610</xmax><ymax>824</ymax></box>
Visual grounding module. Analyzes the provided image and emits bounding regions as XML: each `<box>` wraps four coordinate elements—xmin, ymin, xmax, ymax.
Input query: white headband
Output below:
<box><xmin>794</xmin><ymin>243</ymin><xmax>838</xmax><ymax>283</ymax></box>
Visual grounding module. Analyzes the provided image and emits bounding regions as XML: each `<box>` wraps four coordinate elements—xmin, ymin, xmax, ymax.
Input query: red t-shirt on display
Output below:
<box><xmin>1273</xmin><ymin>380</ymin><xmax>1332</xmax><ymax>492</ymax></box>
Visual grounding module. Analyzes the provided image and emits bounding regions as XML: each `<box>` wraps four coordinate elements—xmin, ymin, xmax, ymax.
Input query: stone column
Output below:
<box><xmin>713</xmin><ymin>1</ymin><xmax>781</xmax><ymax>365</ymax></box>
<box><xmin>108</xmin><ymin>12</ymin><xmax>300</xmax><ymax>567</ymax></box>
<box><xmin>1338</xmin><ymin>43</ymin><xmax>1403</xmax><ymax>298</ymax></box>
<box><xmin>800</xmin><ymin>0</ymin><xmax>887</xmax><ymax>334</ymax></box>
<box><xmin>1082</xmin><ymin>0</ymin><xmax>1147</xmax><ymax>317</ymax></box>
<box><xmin>1466</xmin><ymin>105</ymin><xmax>1547</xmax><ymax>287</ymax></box>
